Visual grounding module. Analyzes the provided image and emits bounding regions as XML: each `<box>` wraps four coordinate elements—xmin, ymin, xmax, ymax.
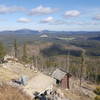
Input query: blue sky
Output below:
<box><xmin>0</xmin><ymin>0</ymin><xmax>100</xmax><ymax>31</ymax></box>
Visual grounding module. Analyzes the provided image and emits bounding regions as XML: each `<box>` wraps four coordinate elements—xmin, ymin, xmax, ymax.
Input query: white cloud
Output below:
<box><xmin>40</xmin><ymin>17</ymin><xmax>54</xmax><ymax>23</ymax></box>
<box><xmin>64</xmin><ymin>10</ymin><xmax>80</xmax><ymax>17</ymax></box>
<box><xmin>66</xmin><ymin>21</ymin><xmax>100</xmax><ymax>25</ymax></box>
<box><xmin>40</xmin><ymin>17</ymin><xmax>68</xmax><ymax>25</ymax></box>
<box><xmin>40</xmin><ymin>18</ymin><xmax>85</xmax><ymax>25</ymax></box>
<box><xmin>94</xmin><ymin>14</ymin><xmax>100</xmax><ymax>20</ymax></box>
<box><xmin>29</xmin><ymin>5</ymin><xmax>57</xmax><ymax>15</ymax></box>
<box><xmin>17</xmin><ymin>18</ymin><xmax>32</xmax><ymax>23</ymax></box>
<box><xmin>0</xmin><ymin>5</ymin><xmax>26</xmax><ymax>14</ymax></box>
<box><xmin>41</xmin><ymin>18</ymin><xmax>100</xmax><ymax>26</ymax></box>
<box><xmin>0</xmin><ymin>19</ymin><xmax>7</xmax><ymax>22</ymax></box>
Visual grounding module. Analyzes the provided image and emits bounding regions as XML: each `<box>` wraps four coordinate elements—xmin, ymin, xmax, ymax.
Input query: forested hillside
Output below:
<box><xmin>0</xmin><ymin>31</ymin><xmax>99</xmax><ymax>84</ymax></box>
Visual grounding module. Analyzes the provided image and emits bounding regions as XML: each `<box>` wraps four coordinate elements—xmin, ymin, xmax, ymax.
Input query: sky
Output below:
<box><xmin>0</xmin><ymin>0</ymin><xmax>100</xmax><ymax>31</ymax></box>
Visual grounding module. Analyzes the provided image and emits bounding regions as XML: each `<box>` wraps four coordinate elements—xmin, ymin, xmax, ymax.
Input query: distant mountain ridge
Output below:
<box><xmin>0</xmin><ymin>29</ymin><xmax>100</xmax><ymax>35</ymax></box>
<box><xmin>0</xmin><ymin>29</ymin><xmax>40</xmax><ymax>35</ymax></box>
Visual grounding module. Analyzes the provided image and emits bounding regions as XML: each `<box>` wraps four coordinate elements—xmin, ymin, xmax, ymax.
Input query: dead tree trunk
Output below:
<box><xmin>80</xmin><ymin>50</ymin><xmax>85</xmax><ymax>86</ymax></box>
<box><xmin>66</xmin><ymin>50</ymin><xmax>70</xmax><ymax>73</ymax></box>
<box><xmin>14</xmin><ymin>39</ymin><xmax>17</xmax><ymax>58</ymax></box>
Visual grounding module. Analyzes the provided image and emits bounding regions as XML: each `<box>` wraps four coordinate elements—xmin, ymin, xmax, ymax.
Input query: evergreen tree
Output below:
<box><xmin>0</xmin><ymin>42</ymin><xmax>6</xmax><ymax>62</ymax></box>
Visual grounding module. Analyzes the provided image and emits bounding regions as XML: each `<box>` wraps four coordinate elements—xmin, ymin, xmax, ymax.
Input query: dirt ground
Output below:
<box><xmin>23</xmin><ymin>72</ymin><xmax>54</xmax><ymax>97</ymax></box>
<box><xmin>0</xmin><ymin>62</ymin><xmax>97</xmax><ymax>100</ymax></box>
<box><xmin>0</xmin><ymin>62</ymin><xmax>54</xmax><ymax>98</ymax></box>
<box><xmin>0</xmin><ymin>62</ymin><xmax>37</xmax><ymax>82</ymax></box>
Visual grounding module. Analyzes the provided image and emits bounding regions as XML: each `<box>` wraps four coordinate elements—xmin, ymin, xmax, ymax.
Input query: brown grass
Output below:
<box><xmin>0</xmin><ymin>84</ymin><xmax>32</xmax><ymax>100</ymax></box>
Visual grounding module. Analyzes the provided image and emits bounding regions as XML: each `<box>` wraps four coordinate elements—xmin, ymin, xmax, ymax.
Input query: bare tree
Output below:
<box><xmin>66</xmin><ymin>50</ymin><xmax>70</xmax><ymax>73</ymax></box>
<box><xmin>22</xmin><ymin>43</ymin><xmax>27</xmax><ymax>62</ymax></box>
<box><xmin>14</xmin><ymin>39</ymin><xmax>17</xmax><ymax>58</ymax></box>
<box><xmin>80</xmin><ymin>50</ymin><xmax>85</xmax><ymax>86</ymax></box>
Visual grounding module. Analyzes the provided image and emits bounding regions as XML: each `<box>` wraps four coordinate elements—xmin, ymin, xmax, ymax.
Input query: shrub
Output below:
<box><xmin>95</xmin><ymin>96</ymin><xmax>100</xmax><ymax>100</ymax></box>
<box><xmin>94</xmin><ymin>86</ymin><xmax>100</xmax><ymax>95</ymax></box>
